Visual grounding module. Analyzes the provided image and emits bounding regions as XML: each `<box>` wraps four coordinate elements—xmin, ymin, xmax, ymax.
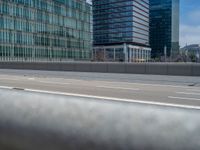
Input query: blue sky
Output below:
<box><xmin>180</xmin><ymin>0</ymin><xmax>200</xmax><ymax>47</ymax></box>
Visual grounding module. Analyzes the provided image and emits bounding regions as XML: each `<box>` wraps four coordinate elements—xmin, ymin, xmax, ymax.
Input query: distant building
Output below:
<box><xmin>0</xmin><ymin>0</ymin><xmax>92</xmax><ymax>61</ymax></box>
<box><xmin>181</xmin><ymin>44</ymin><xmax>200</xmax><ymax>58</ymax></box>
<box><xmin>93</xmin><ymin>0</ymin><xmax>151</xmax><ymax>62</ymax></box>
<box><xmin>150</xmin><ymin>0</ymin><xmax>180</xmax><ymax>58</ymax></box>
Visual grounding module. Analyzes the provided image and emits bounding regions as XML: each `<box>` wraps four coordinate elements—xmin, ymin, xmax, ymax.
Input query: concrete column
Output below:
<box><xmin>136</xmin><ymin>49</ymin><xmax>138</xmax><ymax>62</ymax></box>
<box><xmin>123</xmin><ymin>43</ymin><xmax>128</xmax><ymax>62</ymax></box>
<box><xmin>92</xmin><ymin>48</ymin><xmax>94</xmax><ymax>60</ymax></box>
<box><xmin>130</xmin><ymin>48</ymin><xmax>132</xmax><ymax>62</ymax></box>
<box><xmin>104</xmin><ymin>48</ymin><xmax>106</xmax><ymax>61</ymax></box>
<box><xmin>94</xmin><ymin>48</ymin><xmax>96</xmax><ymax>61</ymax></box>
<box><xmin>148</xmin><ymin>50</ymin><xmax>150</xmax><ymax>62</ymax></box>
<box><xmin>141</xmin><ymin>49</ymin><xmax>143</xmax><ymax>62</ymax></box>
<box><xmin>25</xmin><ymin>47</ymin><xmax>27</xmax><ymax>61</ymax></box>
<box><xmin>138</xmin><ymin>49</ymin><xmax>141</xmax><ymax>62</ymax></box>
<box><xmin>147</xmin><ymin>50</ymin><xmax>150</xmax><ymax>62</ymax></box>
<box><xmin>49</xmin><ymin>48</ymin><xmax>52</xmax><ymax>61</ymax></box>
<box><xmin>131</xmin><ymin>48</ymin><xmax>133</xmax><ymax>62</ymax></box>
<box><xmin>146</xmin><ymin>50</ymin><xmax>148</xmax><ymax>62</ymax></box>
<box><xmin>114</xmin><ymin>48</ymin><xmax>116</xmax><ymax>61</ymax></box>
<box><xmin>129</xmin><ymin>47</ymin><xmax>131</xmax><ymax>62</ymax></box>
<box><xmin>145</xmin><ymin>50</ymin><xmax>148</xmax><ymax>62</ymax></box>
<box><xmin>11</xmin><ymin>46</ymin><xmax>14</xmax><ymax>59</ymax></box>
<box><xmin>135</xmin><ymin>49</ymin><xmax>137</xmax><ymax>62</ymax></box>
<box><xmin>32</xmin><ymin>48</ymin><xmax>35</xmax><ymax>61</ymax></box>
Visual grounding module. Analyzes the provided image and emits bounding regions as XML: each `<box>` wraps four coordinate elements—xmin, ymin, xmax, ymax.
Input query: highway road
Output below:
<box><xmin>0</xmin><ymin>69</ymin><xmax>200</xmax><ymax>109</ymax></box>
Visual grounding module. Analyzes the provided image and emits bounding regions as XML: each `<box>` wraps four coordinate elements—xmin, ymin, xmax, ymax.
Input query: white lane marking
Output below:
<box><xmin>187</xmin><ymin>89</ymin><xmax>200</xmax><ymax>92</ymax></box>
<box><xmin>0</xmin><ymin>85</ymin><xmax>200</xmax><ymax>110</ymax></box>
<box><xmin>0</xmin><ymin>85</ymin><xmax>13</xmax><ymax>89</ymax></box>
<box><xmin>23</xmin><ymin>88</ymin><xmax>200</xmax><ymax>110</ymax></box>
<box><xmin>96</xmin><ymin>85</ymin><xmax>140</xmax><ymax>91</ymax></box>
<box><xmin>168</xmin><ymin>96</ymin><xmax>200</xmax><ymax>101</ymax></box>
<box><xmin>28</xmin><ymin>78</ymin><xmax>35</xmax><ymax>80</ymax></box>
<box><xmin>0</xmin><ymin>78</ymin><xmax>20</xmax><ymax>81</ymax></box>
<box><xmin>95</xmin><ymin>81</ymin><xmax>200</xmax><ymax>89</ymax></box>
<box><xmin>176</xmin><ymin>92</ymin><xmax>200</xmax><ymax>96</ymax></box>
<box><xmin>39</xmin><ymin>81</ymin><xmax>70</xmax><ymax>85</ymax></box>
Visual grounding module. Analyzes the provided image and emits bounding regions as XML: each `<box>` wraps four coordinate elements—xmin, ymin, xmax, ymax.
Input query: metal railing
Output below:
<box><xmin>0</xmin><ymin>88</ymin><xmax>200</xmax><ymax>150</ymax></box>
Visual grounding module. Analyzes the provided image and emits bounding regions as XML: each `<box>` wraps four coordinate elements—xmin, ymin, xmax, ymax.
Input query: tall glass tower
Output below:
<box><xmin>93</xmin><ymin>0</ymin><xmax>151</xmax><ymax>62</ymax></box>
<box><xmin>149</xmin><ymin>0</ymin><xmax>180</xmax><ymax>58</ymax></box>
<box><xmin>0</xmin><ymin>0</ymin><xmax>92</xmax><ymax>61</ymax></box>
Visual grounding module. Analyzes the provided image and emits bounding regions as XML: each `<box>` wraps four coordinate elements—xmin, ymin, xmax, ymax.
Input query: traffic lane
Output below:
<box><xmin>0</xmin><ymin>74</ymin><xmax>200</xmax><ymax>93</ymax></box>
<box><xmin>0</xmin><ymin>77</ymin><xmax>200</xmax><ymax>107</ymax></box>
<box><xmin>1</xmin><ymin>81</ymin><xmax>200</xmax><ymax>109</ymax></box>
<box><xmin>0</xmin><ymin>69</ymin><xmax>200</xmax><ymax>87</ymax></box>
<box><xmin>0</xmin><ymin>73</ymin><xmax>198</xmax><ymax>91</ymax></box>
<box><xmin>0</xmin><ymin>74</ymin><xmax>199</xmax><ymax>93</ymax></box>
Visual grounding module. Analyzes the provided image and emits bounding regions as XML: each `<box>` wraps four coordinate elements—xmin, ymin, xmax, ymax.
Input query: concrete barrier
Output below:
<box><xmin>125</xmin><ymin>63</ymin><xmax>146</xmax><ymax>74</ymax></box>
<box><xmin>146</xmin><ymin>63</ymin><xmax>168</xmax><ymax>75</ymax></box>
<box><xmin>192</xmin><ymin>64</ymin><xmax>200</xmax><ymax>76</ymax></box>
<box><xmin>25</xmin><ymin>62</ymin><xmax>51</xmax><ymax>70</ymax></box>
<box><xmin>60</xmin><ymin>62</ymin><xmax>75</xmax><ymax>71</ymax></box>
<box><xmin>91</xmin><ymin>63</ymin><xmax>108</xmax><ymax>73</ymax></box>
<box><xmin>74</xmin><ymin>62</ymin><xmax>92</xmax><ymax>72</ymax></box>
<box><xmin>0</xmin><ymin>61</ymin><xmax>199</xmax><ymax>76</ymax></box>
<box><xmin>167</xmin><ymin>63</ymin><xmax>192</xmax><ymax>76</ymax></box>
<box><xmin>107</xmin><ymin>63</ymin><xmax>126</xmax><ymax>73</ymax></box>
<box><xmin>0</xmin><ymin>62</ymin><xmax>15</xmax><ymax>69</ymax></box>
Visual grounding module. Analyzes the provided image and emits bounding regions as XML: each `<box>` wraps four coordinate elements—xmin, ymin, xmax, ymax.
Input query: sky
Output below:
<box><xmin>180</xmin><ymin>0</ymin><xmax>200</xmax><ymax>47</ymax></box>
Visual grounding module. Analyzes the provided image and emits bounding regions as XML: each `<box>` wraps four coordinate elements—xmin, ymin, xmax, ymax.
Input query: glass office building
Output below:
<box><xmin>93</xmin><ymin>0</ymin><xmax>151</xmax><ymax>62</ymax></box>
<box><xmin>150</xmin><ymin>0</ymin><xmax>180</xmax><ymax>58</ymax></box>
<box><xmin>0</xmin><ymin>0</ymin><xmax>92</xmax><ymax>61</ymax></box>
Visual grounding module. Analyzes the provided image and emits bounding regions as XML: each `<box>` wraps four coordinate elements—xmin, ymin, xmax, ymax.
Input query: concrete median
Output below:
<box><xmin>125</xmin><ymin>63</ymin><xmax>146</xmax><ymax>74</ymax></box>
<box><xmin>167</xmin><ymin>63</ymin><xmax>192</xmax><ymax>76</ymax></box>
<box><xmin>91</xmin><ymin>63</ymin><xmax>108</xmax><ymax>73</ymax></box>
<box><xmin>74</xmin><ymin>62</ymin><xmax>92</xmax><ymax>72</ymax></box>
<box><xmin>0</xmin><ymin>61</ymin><xmax>199</xmax><ymax>76</ymax></box>
<box><xmin>146</xmin><ymin>63</ymin><xmax>168</xmax><ymax>75</ymax></box>
<box><xmin>107</xmin><ymin>63</ymin><xmax>126</xmax><ymax>73</ymax></box>
<box><xmin>192</xmin><ymin>64</ymin><xmax>200</xmax><ymax>76</ymax></box>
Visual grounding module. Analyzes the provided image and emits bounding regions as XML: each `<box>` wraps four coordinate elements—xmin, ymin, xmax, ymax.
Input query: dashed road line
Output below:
<box><xmin>176</xmin><ymin>92</ymin><xmax>200</xmax><ymax>96</ymax></box>
<box><xmin>168</xmin><ymin>96</ymin><xmax>200</xmax><ymax>101</ymax></box>
<box><xmin>96</xmin><ymin>85</ymin><xmax>140</xmax><ymax>91</ymax></box>
<box><xmin>187</xmin><ymin>89</ymin><xmax>200</xmax><ymax>92</ymax></box>
<box><xmin>39</xmin><ymin>81</ymin><xmax>70</xmax><ymax>85</ymax></box>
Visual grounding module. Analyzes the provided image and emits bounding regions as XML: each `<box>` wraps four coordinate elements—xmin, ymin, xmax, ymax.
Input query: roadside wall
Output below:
<box><xmin>0</xmin><ymin>62</ymin><xmax>199</xmax><ymax>76</ymax></box>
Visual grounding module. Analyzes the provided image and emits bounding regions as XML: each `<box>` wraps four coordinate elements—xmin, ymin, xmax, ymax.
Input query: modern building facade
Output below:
<box><xmin>0</xmin><ymin>0</ymin><xmax>92</xmax><ymax>61</ymax></box>
<box><xmin>149</xmin><ymin>0</ymin><xmax>180</xmax><ymax>58</ymax></box>
<box><xmin>93</xmin><ymin>0</ymin><xmax>151</xmax><ymax>62</ymax></box>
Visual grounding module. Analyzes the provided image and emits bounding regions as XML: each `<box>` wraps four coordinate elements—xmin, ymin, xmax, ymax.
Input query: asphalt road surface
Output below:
<box><xmin>0</xmin><ymin>69</ymin><xmax>200</xmax><ymax>109</ymax></box>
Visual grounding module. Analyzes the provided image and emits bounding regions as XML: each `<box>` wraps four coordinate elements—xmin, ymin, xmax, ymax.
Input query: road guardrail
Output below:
<box><xmin>0</xmin><ymin>89</ymin><xmax>200</xmax><ymax>150</ymax></box>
